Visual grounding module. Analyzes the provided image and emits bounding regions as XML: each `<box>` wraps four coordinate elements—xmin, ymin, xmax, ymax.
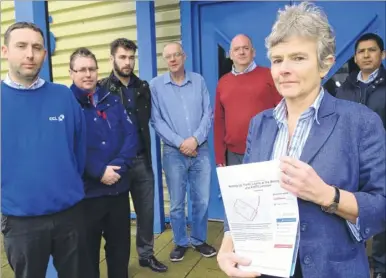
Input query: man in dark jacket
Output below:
<box><xmin>336</xmin><ymin>33</ymin><xmax>386</xmax><ymax>278</ymax></box>
<box><xmin>99</xmin><ymin>38</ymin><xmax>168</xmax><ymax>273</ymax></box>
<box><xmin>69</xmin><ymin>47</ymin><xmax>138</xmax><ymax>278</ymax></box>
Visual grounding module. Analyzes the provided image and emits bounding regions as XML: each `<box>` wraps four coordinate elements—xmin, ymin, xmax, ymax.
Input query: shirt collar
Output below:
<box><xmin>357</xmin><ymin>68</ymin><xmax>379</xmax><ymax>84</ymax></box>
<box><xmin>273</xmin><ymin>87</ymin><xmax>325</xmax><ymax>125</ymax></box>
<box><xmin>4</xmin><ymin>73</ymin><xmax>45</xmax><ymax>90</ymax></box>
<box><xmin>231</xmin><ymin>61</ymin><xmax>257</xmax><ymax>76</ymax></box>
<box><xmin>164</xmin><ymin>71</ymin><xmax>191</xmax><ymax>85</ymax></box>
<box><xmin>111</xmin><ymin>72</ymin><xmax>135</xmax><ymax>88</ymax></box>
<box><xmin>70</xmin><ymin>83</ymin><xmax>104</xmax><ymax>106</ymax></box>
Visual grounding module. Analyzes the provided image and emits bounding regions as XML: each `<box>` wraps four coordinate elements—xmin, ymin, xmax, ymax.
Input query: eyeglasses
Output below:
<box><xmin>71</xmin><ymin>67</ymin><xmax>98</xmax><ymax>74</ymax></box>
<box><xmin>163</xmin><ymin>52</ymin><xmax>184</xmax><ymax>61</ymax></box>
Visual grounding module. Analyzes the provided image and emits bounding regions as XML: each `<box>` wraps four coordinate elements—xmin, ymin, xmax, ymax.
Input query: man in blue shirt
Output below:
<box><xmin>150</xmin><ymin>42</ymin><xmax>216</xmax><ymax>262</ymax></box>
<box><xmin>1</xmin><ymin>22</ymin><xmax>88</xmax><ymax>278</ymax></box>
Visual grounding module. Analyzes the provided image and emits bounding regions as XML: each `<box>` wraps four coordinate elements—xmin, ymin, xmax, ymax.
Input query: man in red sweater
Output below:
<box><xmin>214</xmin><ymin>34</ymin><xmax>282</xmax><ymax>166</ymax></box>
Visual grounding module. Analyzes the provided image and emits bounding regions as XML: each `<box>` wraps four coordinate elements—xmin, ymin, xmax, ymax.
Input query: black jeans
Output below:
<box><xmin>128</xmin><ymin>153</ymin><xmax>155</xmax><ymax>259</ymax></box>
<box><xmin>1</xmin><ymin>202</ymin><xmax>89</xmax><ymax>278</ymax></box>
<box><xmin>83</xmin><ymin>192</ymin><xmax>130</xmax><ymax>278</ymax></box>
<box><xmin>372</xmin><ymin>231</ymin><xmax>386</xmax><ymax>273</ymax></box>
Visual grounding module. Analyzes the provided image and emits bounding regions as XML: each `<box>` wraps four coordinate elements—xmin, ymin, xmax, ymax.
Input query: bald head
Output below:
<box><xmin>229</xmin><ymin>34</ymin><xmax>255</xmax><ymax>71</ymax></box>
<box><xmin>230</xmin><ymin>34</ymin><xmax>253</xmax><ymax>50</ymax></box>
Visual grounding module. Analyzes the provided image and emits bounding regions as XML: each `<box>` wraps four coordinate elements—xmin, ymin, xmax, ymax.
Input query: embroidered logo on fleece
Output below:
<box><xmin>49</xmin><ymin>114</ymin><xmax>65</xmax><ymax>122</ymax></box>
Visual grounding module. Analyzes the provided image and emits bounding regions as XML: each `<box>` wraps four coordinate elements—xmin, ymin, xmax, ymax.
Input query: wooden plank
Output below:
<box><xmin>50</xmin><ymin>14</ymin><xmax>137</xmax><ymax>38</ymax></box>
<box><xmin>48</xmin><ymin>2</ymin><xmax>135</xmax><ymax>24</ymax></box>
<box><xmin>0</xmin><ymin>10</ymin><xmax>15</xmax><ymax>23</ymax></box>
<box><xmin>48</xmin><ymin>1</ymin><xmax>105</xmax><ymax>13</ymax></box>
<box><xmin>0</xmin><ymin>1</ymin><xmax>14</xmax><ymax>10</ymax></box>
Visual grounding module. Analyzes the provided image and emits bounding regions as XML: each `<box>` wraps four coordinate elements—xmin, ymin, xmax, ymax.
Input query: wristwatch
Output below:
<box><xmin>321</xmin><ymin>186</ymin><xmax>340</xmax><ymax>214</ymax></box>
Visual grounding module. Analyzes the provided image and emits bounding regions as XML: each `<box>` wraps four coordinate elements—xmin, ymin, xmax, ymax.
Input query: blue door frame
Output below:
<box><xmin>181</xmin><ymin>0</ymin><xmax>386</xmax><ymax>85</ymax></box>
<box><xmin>180</xmin><ymin>0</ymin><xmax>386</xmax><ymax>221</ymax></box>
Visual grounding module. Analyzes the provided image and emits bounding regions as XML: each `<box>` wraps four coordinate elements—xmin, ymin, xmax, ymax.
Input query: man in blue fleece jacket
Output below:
<box><xmin>69</xmin><ymin>47</ymin><xmax>138</xmax><ymax>278</ymax></box>
<box><xmin>1</xmin><ymin>22</ymin><xmax>88</xmax><ymax>278</ymax></box>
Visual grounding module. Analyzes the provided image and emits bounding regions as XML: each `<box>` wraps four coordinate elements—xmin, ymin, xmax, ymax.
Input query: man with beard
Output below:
<box><xmin>1</xmin><ymin>22</ymin><xmax>88</xmax><ymax>278</ymax></box>
<box><xmin>99</xmin><ymin>38</ymin><xmax>168</xmax><ymax>273</ymax></box>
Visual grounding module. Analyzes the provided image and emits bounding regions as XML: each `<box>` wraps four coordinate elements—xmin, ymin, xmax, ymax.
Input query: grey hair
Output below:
<box><xmin>265</xmin><ymin>2</ymin><xmax>336</xmax><ymax>71</ymax></box>
<box><xmin>163</xmin><ymin>41</ymin><xmax>184</xmax><ymax>52</ymax></box>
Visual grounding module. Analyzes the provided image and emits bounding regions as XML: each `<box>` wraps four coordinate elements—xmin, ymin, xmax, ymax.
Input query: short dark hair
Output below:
<box><xmin>69</xmin><ymin>47</ymin><xmax>98</xmax><ymax>69</ymax></box>
<box><xmin>110</xmin><ymin>38</ymin><xmax>137</xmax><ymax>56</ymax></box>
<box><xmin>4</xmin><ymin>21</ymin><xmax>45</xmax><ymax>46</ymax></box>
<box><xmin>355</xmin><ymin>33</ymin><xmax>384</xmax><ymax>52</ymax></box>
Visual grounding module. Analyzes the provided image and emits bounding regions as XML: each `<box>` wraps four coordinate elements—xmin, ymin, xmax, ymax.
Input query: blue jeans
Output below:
<box><xmin>162</xmin><ymin>143</ymin><xmax>211</xmax><ymax>247</ymax></box>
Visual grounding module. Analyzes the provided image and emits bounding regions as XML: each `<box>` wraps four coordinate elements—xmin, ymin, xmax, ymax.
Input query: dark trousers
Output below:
<box><xmin>1</xmin><ymin>202</ymin><xmax>89</xmax><ymax>278</ymax></box>
<box><xmin>128</xmin><ymin>153</ymin><xmax>155</xmax><ymax>259</ymax></box>
<box><xmin>372</xmin><ymin>231</ymin><xmax>386</xmax><ymax>273</ymax></box>
<box><xmin>83</xmin><ymin>192</ymin><xmax>130</xmax><ymax>278</ymax></box>
<box><xmin>226</xmin><ymin>150</ymin><xmax>244</xmax><ymax>166</ymax></box>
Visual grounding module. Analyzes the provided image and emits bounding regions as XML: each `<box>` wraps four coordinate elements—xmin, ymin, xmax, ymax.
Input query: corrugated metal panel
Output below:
<box><xmin>0</xmin><ymin>1</ymin><xmax>15</xmax><ymax>80</ymax></box>
<box><xmin>48</xmin><ymin>0</ymin><xmax>181</xmax><ymax>216</ymax></box>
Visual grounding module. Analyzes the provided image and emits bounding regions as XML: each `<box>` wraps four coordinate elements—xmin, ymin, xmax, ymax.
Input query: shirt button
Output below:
<box><xmin>365</xmin><ymin>228</ymin><xmax>370</xmax><ymax>235</ymax></box>
<box><xmin>300</xmin><ymin>223</ymin><xmax>307</xmax><ymax>232</ymax></box>
<box><xmin>303</xmin><ymin>255</ymin><xmax>312</xmax><ymax>265</ymax></box>
<box><xmin>107</xmin><ymin>104</ymin><xmax>110</xmax><ymax>106</ymax></box>
<box><xmin>136</xmin><ymin>109</ymin><xmax>139</xmax><ymax>112</ymax></box>
<box><xmin>101</xmin><ymin>141</ymin><xmax>106</xmax><ymax>145</ymax></box>
<box><xmin>129</xmin><ymin>112</ymin><xmax>132</xmax><ymax>115</ymax></box>
<box><xmin>128</xmin><ymin>99</ymin><xmax>131</xmax><ymax>102</ymax></box>
<box><xmin>94</xmin><ymin>118</ymin><xmax>97</xmax><ymax>121</ymax></box>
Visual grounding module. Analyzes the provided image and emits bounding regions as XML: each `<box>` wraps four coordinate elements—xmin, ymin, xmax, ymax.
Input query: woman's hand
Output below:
<box><xmin>279</xmin><ymin>156</ymin><xmax>334</xmax><ymax>206</ymax></box>
<box><xmin>217</xmin><ymin>235</ymin><xmax>261</xmax><ymax>278</ymax></box>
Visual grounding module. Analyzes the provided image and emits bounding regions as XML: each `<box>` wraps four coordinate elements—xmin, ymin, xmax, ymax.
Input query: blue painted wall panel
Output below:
<box><xmin>14</xmin><ymin>1</ymin><xmax>52</xmax><ymax>82</ymax></box>
<box><xmin>135</xmin><ymin>0</ymin><xmax>165</xmax><ymax>234</ymax></box>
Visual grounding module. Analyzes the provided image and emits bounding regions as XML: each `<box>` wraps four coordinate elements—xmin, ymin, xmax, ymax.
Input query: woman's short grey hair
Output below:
<box><xmin>265</xmin><ymin>2</ymin><xmax>336</xmax><ymax>71</ymax></box>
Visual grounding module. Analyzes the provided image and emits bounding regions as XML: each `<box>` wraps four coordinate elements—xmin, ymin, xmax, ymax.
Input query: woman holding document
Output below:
<box><xmin>217</xmin><ymin>2</ymin><xmax>386</xmax><ymax>278</ymax></box>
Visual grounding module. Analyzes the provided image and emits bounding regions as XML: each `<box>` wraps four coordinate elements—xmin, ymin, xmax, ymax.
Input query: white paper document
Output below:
<box><xmin>217</xmin><ymin>160</ymin><xmax>299</xmax><ymax>278</ymax></box>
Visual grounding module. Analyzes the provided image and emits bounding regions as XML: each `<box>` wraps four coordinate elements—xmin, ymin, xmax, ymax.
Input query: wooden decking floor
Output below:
<box><xmin>1</xmin><ymin>222</ymin><xmax>228</xmax><ymax>278</ymax></box>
